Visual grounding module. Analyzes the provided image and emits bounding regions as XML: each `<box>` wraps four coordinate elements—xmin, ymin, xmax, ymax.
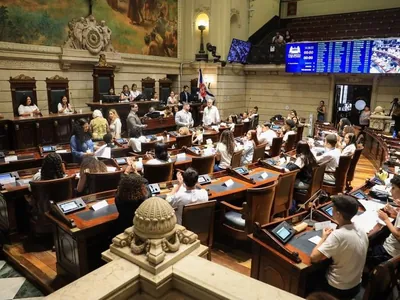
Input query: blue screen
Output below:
<box><xmin>227</xmin><ymin>39</ymin><xmax>252</xmax><ymax>64</ymax></box>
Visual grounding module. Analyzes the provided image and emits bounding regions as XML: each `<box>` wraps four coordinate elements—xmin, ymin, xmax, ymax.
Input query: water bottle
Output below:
<box><xmin>393</xmin><ymin>131</ymin><xmax>397</xmax><ymax>138</ymax></box>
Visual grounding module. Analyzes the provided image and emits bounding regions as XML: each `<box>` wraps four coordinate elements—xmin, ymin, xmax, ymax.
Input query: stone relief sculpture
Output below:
<box><xmin>64</xmin><ymin>15</ymin><xmax>114</xmax><ymax>55</ymax></box>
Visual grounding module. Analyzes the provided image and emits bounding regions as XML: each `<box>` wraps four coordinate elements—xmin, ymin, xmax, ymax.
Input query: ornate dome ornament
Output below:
<box><xmin>111</xmin><ymin>197</ymin><xmax>198</xmax><ymax>267</ymax></box>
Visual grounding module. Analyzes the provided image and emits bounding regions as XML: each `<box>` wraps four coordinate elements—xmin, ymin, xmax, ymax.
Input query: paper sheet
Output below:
<box><xmin>308</xmin><ymin>236</ymin><xmax>322</xmax><ymax>245</ymax></box>
<box><xmin>5</xmin><ymin>156</ymin><xmax>18</xmax><ymax>163</ymax></box>
<box><xmin>358</xmin><ymin>199</ymin><xmax>385</xmax><ymax>212</ymax></box>
<box><xmin>56</xmin><ymin>150</ymin><xmax>68</xmax><ymax>154</ymax></box>
<box><xmin>352</xmin><ymin>210</ymin><xmax>394</xmax><ymax>233</ymax></box>
<box><xmin>106</xmin><ymin>166</ymin><xmax>116</xmax><ymax>172</ymax></box>
<box><xmin>95</xmin><ymin>145</ymin><xmax>111</xmax><ymax>159</ymax></box>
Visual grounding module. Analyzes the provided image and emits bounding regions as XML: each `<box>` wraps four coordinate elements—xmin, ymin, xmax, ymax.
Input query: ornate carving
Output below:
<box><xmin>10</xmin><ymin>74</ymin><xmax>35</xmax><ymax>81</ymax></box>
<box><xmin>64</xmin><ymin>15</ymin><xmax>114</xmax><ymax>55</ymax></box>
<box><xmin>95</xmin><ymin>54</ymin><xmax>111</xmax><ymax>67</ymax></box>
<box><xmin>231</xmin><ymin>8</ymin><xmax>240</xmax><ymax>17</ymax></box>
<box><xmin>194</xmin><ymin>5</ymin><xmax>211</xmax><ymax>16</ymax></box>
<box><xmin>46</xmin><ymin>75</ymin><xmax>68</xmax><ymax>81</ymax></box>
<box><xmin>142</xmin><ymin>76</ymin><xmax>155</xmax><ymax>81</ymax></box>
<box><xmin>60</xmin><ymin>62</ymin><xmax>71</xmax><ymax>70</ymax></box>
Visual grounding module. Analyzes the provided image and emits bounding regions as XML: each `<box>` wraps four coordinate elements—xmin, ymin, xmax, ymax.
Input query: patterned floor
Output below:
<box><xmin>0</xmin><ymin>260</ymin><xmax>43</xmax><ymax>300</ymax></box>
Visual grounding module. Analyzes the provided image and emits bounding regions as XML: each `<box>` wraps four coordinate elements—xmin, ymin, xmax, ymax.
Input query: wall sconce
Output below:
<box><xmin>195</xmin><ymin>13</ymin><xmax>209</xmax><ymax>62</ymax></box>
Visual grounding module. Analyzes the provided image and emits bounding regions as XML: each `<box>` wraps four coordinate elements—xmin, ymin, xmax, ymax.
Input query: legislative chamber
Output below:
<box><xmin>0</xmin><ymin>1</ymin><xmax>399</xmax><ymax>300</ymax></box>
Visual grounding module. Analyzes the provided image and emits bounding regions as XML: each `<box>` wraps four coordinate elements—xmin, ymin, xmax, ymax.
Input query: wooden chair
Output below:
<box><xmin>266</xmin><ymin>137</ymin><xmax>283</xmax><ymax>157</ymax></box>
<box><xmin>233</xmin><ymin>123</ymin><xmax>244</xmax><ymax>137</ymax></box>
<box><xmin>294</xmin><ymin>162</ymin><xmax>327</xmax><ymax>204</ymax></box>
<box><xmin>141</xmin><ymin>76</ymin><xmax>155</xmax><ymax>100</ymax></box>
<box><xmin>182</xmin><ymin>200</ymin><xmax>216</xmax><ymax>260</ymax></box>
<box><xmin>202</xmin><ymin>132</ymin><xmax>219</xmax><ymax>144</ymax></box>
<box><xmin>295</xmin><ymin>125</ymin><xmax>304</xmax><ymax>144</ymax></box>
<box><xmin>252</xmin><ymin>143</ymin><xmax>266</xmax><ymax>163</ymax></box>
<box><xmin>322</xmin><ymin>155</ymin><xmax>352</xmax><ymax>195</ymax></box>
<box><xmin>242</xmin><ymin>121</ymin><xmax>250</xmax><ymax>134</ymax></box>
<box><xmin>45</xmin><ymin>75</ymin><xmax>69</xmax><ymax>114</ymax></box>
<box><xmin>272</xmin><ymin>170</ymin><xmax>300</xmax><ymax>218</ymax></box>
<box><xmin>220</xmin><ymin>181</ymin><xmax>278</xmax><ymax>241</ymax></box>
<box><xmin>176</xmin><ymin>134</ymin><xmax>192</xmax><ymax>149</ymax></box>
<box><xmin>29</xmin><ymin>175</ymin><xmax>76</xmax><ymax>234</ymax></box>
<box><xmin>250</xmin><ymin>115</ymin><xmax>259</xmax><ymax>129</ymax></box>
<box><xmin>284</xmin><ymin>134</ymin><xmax>297</xmax><ymax>152</ymax></box>
<box><xmin>191</xmin><ymin>155</ymin><xmax>215</xmax><ymax>175</ymax></box>
<box><xmin>143</xmin><ymin>162</ymin><xmax>174</xmax><ymax>183</ymax></box>
<box><xmin>346</xmin><ymin>147</ymin><xmax>363</xmax><ymax>191</ymax></box>
<box><xmin>86</xmin><ymin>170</ymin><xmax>123</xmax><ymax>194</ymax></box>
<box><xmin>9</xmin><ymin>74</ymin><xmax>37</xmax><ymax>117</ymax></box>
<box><xmin>140</xmin><ymin>141</ymin><xmax>157</xmax><ymax>154</ymax></box>
<box><xmin>231</xmin><ymin>150</ymin><xmax>243</xmax><ymax>168</ymax></box>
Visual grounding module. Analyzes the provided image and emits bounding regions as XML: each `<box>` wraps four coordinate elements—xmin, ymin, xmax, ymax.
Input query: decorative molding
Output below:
<box><xmin>230</xmin><ymin>8</ymin><xmax>241</xmax><ymax>28</ymax></box>
<box><xmin>194</xmin><ymin>5</ymin><xmax>211</xmax><ymax>17</ymax></box>
<box><xmin>46</xmin><ymin>75</ymin><xmax>68</xmax><ymax>81</ymax></box>
<box><xmin>10</xmin><ymin>74</ymin><xmax>35</xmax><ymax>81</ymax></box>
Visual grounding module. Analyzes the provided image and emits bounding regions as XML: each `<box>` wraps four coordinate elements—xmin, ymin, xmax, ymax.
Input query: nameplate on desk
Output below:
<box><xmin>5</xmin><ymin>156</ymin><xmax>17</xmax><ymax>163</ymax></box>
<box><xmin>314</xmin><ymin>221</ymin><xmax>335</xmax><ymax>231</ymax></box>
<box><xmin>56</xmin><ymin>150</ymin><xmax>68</xmax><ymax>154</ymax></box>
<box><xmin>176</xmin><ymin>153</ymin><xmax>186</xmax><ymax>159</ymax></box>
<box><xmin>260</xmin><ymin>172</ymin><xmax>269</xmax><ymax>179</ymax></box>
<box><xmin>223</xmin><ymin>179</ymin><xmax>234</xmax><ymax>187</ymax></box>
<box><xmin>91</xmin><ymin>200</ymin><xmax>109</xmax><ymax>211</ymax></box>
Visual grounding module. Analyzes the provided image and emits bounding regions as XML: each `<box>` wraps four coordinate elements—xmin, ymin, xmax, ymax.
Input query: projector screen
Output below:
<box><xmin>227</xmin><ymin>38</ymin><xmax>252</xmax><ymax>64</ymax></box>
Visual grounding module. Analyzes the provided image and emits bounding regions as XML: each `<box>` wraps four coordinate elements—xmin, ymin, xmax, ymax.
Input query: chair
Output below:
<box><xmin>220</xmin><ymin>182</ymin><xmax>278</xmax><ymax>241</ymax></box>
<box><xmin>266</xmin><ymin>137</ymin><xmax>283</xmax><ymax>157</ymax></box>
<box><xmin>233</xmin><ymin>123</ymin><xmax>244</xmax><ymax>137</ymax></box>
<box><xmin>294</xmin><ymin>162</ymin><xmax>327</xmax><ymax>204</ymax></box>
<box><xmin>86</xmin><ymin>170</ymin><xmax>123</xmax><ymax>194</ymax></box>
<box><xmin>272</xmin><ymin>170</ymin><xmax>300</xmax><ymax>218</ymax></box>
<box><xmin>242</xmin><ymin>121</ymin><xmax>250</xmax><ymax>134</ymax></box>
<box><xmin>322</xmin><ymin>155</ymin><xmax>353</xmax><ymax>195</ymax></box>
<box><xmin>182</xmin><ymin>200</ymin><xmax>216</xmax><ymax>260</ymax></box>
<box><xmin>140</xmin><ymin>141</ymin><xmax>157</xmax><ymax>154</ymax></box>
<box><xmin>250</xmin><ymin>115</ymin><xmax>259</xmax><ymax>129</ymax></box>
<box><xmin>92</xmin><ymin>66</ymin><xmax>115</xmax><ymax>102</ymax></box>
<box><xmin>45</xmin><ymin>75</ymin><xmax>69</xmax><ymax>114</ymax></box>
<box><xmin>29</xmin><ymin>175</ymin><xmax>76</xmax><ymax>234</ymax></box>
<box><xmin>202</xmin><ymin>131</ymin><xmax>219</xmax><ymax>144</ymax></box>
<box><xmin>141</xmin><ymin>76</ymin><xmax>155</xmax><ymax>100</ymax></box>
<box><xmin>176</xmin><ymin>134</ymin><xmax>192</xmax><ymax>149</ymax></box>
<box><xmin>295</xmin><ymin>125</ymin><xmax>304</xmax><ymax>144</ymax></box>
<box><xmin>9</xmin><ymin>74</ymin><xmax>37</xmax><ymax>117</ymax></box>
<box><xmin>231</xmin><ymin>150</ymin><xmax>243</xmax><ymax>168</ymax></box>
<box><xmin>143</xmin><ymin>162</ymin><xmax>174</xmax><ymax>184</ymax></box>
<box><xmin>252</xmin><ymin>143</ymin><xmax>266</xmax><ymax>163</ymax></box>
<box><xmin>284</xmin><ymin>134</ymin><xmax>297</xmax><ymax>152</ymax></box>
<box><xmin>346</xmin><ymin>147</ymin><xmax>363</xmax><ymax>191</ymax></box>
<box><xmin>159</xmin><ymin>77</ymin><xmax>172</xmax><ymax>104</ymax></box>
<box><xmin>191</xmin><ymin>155</ymin><xmax>215</xmax><ymax>175</ymax></box>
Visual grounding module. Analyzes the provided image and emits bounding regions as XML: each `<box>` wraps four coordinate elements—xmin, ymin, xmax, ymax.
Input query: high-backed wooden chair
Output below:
<box><xmin>322</xmin><ymin>155</ymin><xmax>352</xmax><ymax>194</ymax></box>
<box><xmin>45</xmin><ymin>75</ymin><xmax>69</xmax><ymax>114</ymax></box>
<box><xmin>29</xmin><ymin>175</ymin><xmax>76</xmax><ymax>234</ymax></box>
<box><xmin>346</xmin><ymin>147</ymin><xmax>363</xmax><ymax>190</ymax></box>
<box><xmin>252</xmin><ymin>143</ymin><xmax>267</xmax><ymax>163</ymax></box>
<box><xmin>295</xmin><ymin>125</ymin><xmax>304</xmax><ymax>144</ymax></box>
<box><xmin>176</xmin><ymin>134</ymin><xmax>192</xmax><ymax>149</ymax></box>
<box><xmin>272</xmin><ymin>170</ymin><xmax>300</xmax><ymax>218</ymax></box>
<box><xmin>141</xmin><ymin>76</ymin><xmax>155</xmax><ymax>100</ymax></box>
<box><xmin>284</xmin><ymin>134</ymin><xmax>297</xmax><ymax>152</ymax></box>
<box><xmin>9</xmin><ymin>74</ymin><xmax>37</xmax><ymax>117</ymax></box>
<box><xmin>140</xmin><ymin>141</ymin><xmax>157</xmax><ymax>154</ymax></box>
<box><xmin>233</xmin><ymin>123</ymin><xmax>244</xmax><ymax>137</ymax></box>
<box><xmin>182</xmin><ymin>200</ymin><xmax>216</xmax><ymax>260</ymax></box>
<box><xmin>202</xmin><ymin>132</ymin><xmax>219</xmax><ymax>144</ymax></box>
<box><xmin>242</xmin><ymin>121</ymin><xmax>250</xmax><ymax>134</ymax></box>
<box><xmin>93</xmin><ymin>65</ymin><xmax>115</xmax><ymax>102</ymax></box>
<box><xmin>266</xmin><ymin>137</ymin><xmax>283</xmax><ymax>157</ymax></box>
<box><xmin>143</xmin><ymin>162</ymin><xmax>174</xmax><ymax>184</ymax></box>
<box><xmin>220</xmin><ymin>182</ymin><xmax>278</xmax><ymax>241</ymax></box>
<box><xmin>231</xmin><ymin>150</ymin><xmax>243</xmax><ymax>168</ymax></box>
<box><xmin>159</xmin><ymin>77</ymin><xmax>172</xmax><ymax>104</ymax></box>
<box><xmin>86</xmin><ymin>170</ymin><xmax>123</xmax><ymax>194</ymax></box>
<box><xmin>294</xmin><ymin>162</ymin><xmax>327</xmax><ymax>204</ymax></box>
<box><xmin>191</xmin><ymin>155</ymin><xmax>215</xmax><ymax>175</ymax></box>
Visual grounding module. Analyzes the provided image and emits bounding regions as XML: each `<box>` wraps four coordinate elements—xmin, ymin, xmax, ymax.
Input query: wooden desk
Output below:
<box><xmin>142</xmin><ymin>117</ymin><xmax>176</xmax><ymax>134</ymax></box>
<box><xmin>364</xmin><ymin>128</ymin><xmax>389</xmax><ymax>169</ymax></box>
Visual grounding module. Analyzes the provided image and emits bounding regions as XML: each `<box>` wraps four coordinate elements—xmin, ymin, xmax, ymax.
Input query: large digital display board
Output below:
<box><xmin>285</xmin><ymin>38</ymin><xmax>400</xmax><ymax>74</ymax></box>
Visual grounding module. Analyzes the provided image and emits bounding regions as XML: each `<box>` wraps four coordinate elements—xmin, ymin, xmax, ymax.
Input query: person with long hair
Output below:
<box><xmin>338</xmin><ymin>118</ymin><xmax>351</xmax><ymax>136</ymax></box>
<box><xmin>120</xmin><ymin>84</ymin><xmax>131</xmax><ymax>102</ymax></box>
<box><xmin>70</xmin><ymin>118</ymin><xmax>94</xmax><ymax>163</ymax></box>
<box><xmin>58</xmin><ymin>95</ymin><xmax>73</xmax><ymax>114</ymax></box>
<box><xmin>90</xmin><ymin>110</ymin><xmax>109</xmax><ymax>140</ymax></box>
<box><xmin>108</xmin><ymin>109</ymin><xmax>122</xmax><ymax>139</ymax></box>
<box><xmin>31</xmin><ymin>153</ymin><xmax>65</xmax><ymax>186</ymax></box>
<box><xmin>76</xmin><ymin>156</ymin><xmax>108</xmax><ymax>194</ymax></box>
<box><xmin>18</xmin><ymin>95</ymin><xmax>40</xmax><ymax>116</ymax></box>
<box><xmin>241</xmin><ymin>130</ymin><xmax>259</xmax><ymax>165</ymax></box>
<box><xmin>341</xmin><ymin>133</ymin><xmax>357</xmax><ymax>156</ymax></box>
<box><xmin>146</xmin><ymin>143</ymin><xmax>170</xmax><ymax>164</ymax></box>
<box><xmin>214</xmin><ymin>130</ymin><xmax>238</xmax><ymax>171</ymax></box>
<box><xmin>128</xmin><ymin>126</ymin><xmax>146</xmax><ymax>153</ymax></box>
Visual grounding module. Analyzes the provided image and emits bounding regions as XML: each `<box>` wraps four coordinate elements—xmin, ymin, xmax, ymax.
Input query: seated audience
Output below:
<box><xmin>241</xmin><ymin>130</ymin><xmax>259</xmax><ymax>165</ymax></box>
<box><xmin>215</xmin><ymin>130</ymin><xmax>238</xmax><ymax>171</ymax></box>
<box><xmin>130</xmin><ymin>83</ymin><xmax>141</xmax><ymax>100</ymax></box>
<box><xmin>146</xmin><ymin>143</ymin><xmax>170</xmax><ymax>164</ymax></box>
<box><xmin>31</xmin><ymin>153</ymin><xmax>65</xmax><ymax>186</ymax></box>
<box><xmin>163</xmin><ymin>106</ymin><xmax>173</xmax><ymax>118</ymax></box>
<box><xmin>76</xmin><ymin>156</ymin><xmax>107</xmax><ymax>194</ymax></box>
<box><xmin>316</xmin><ymin>134</ymin><xmax>341</xmax><ymax>182</ymax></box>
<box><xmin>257</xmin><ymin>122</ymin><xmax>277</xmax><ymax>148</ymax></box>
<box><xmin>286</xmin><ymin>140</ymin><xmax>318</xmax><ymax>190</ymax></box>
<box><xmin>338</xmin><ymin>118</ymin><xmax>351</xmax><ymax>136</ymax></box>
<box><xmin>103</xmin><ymin>133</ymin><xmax>115</xmax><ymax>148</ymax></box>
<box><xmin>203</xmin><ymin>99</ymin><xmax>220</xmax><ymax>126</ymax></box>
<box><xmin>192</xmin><ymin>127</ymin><xmax>203</xmax><ymax>145</ymax></box>
<box><xmin>173</xmin><ymin>105</ymin><xmax>179</xmax><ymax>116</ymax></box>
<box><xmin>178</xmin><ymin>126</ymin><xmax>190</xmax><ymax>136</ymax></box>
<box><xmin>115</xmin><ymin>164</ymin><xmax>150</xmax><ymax>233</ymax></box>
<box><xmin>108</xmin><ymin>87</ymin><xmax>115</xmax><ymax>95</ymax></box>
<box><xmin>167</xmin><ymin>91</ymin><xmax>178</xmax><ymax>105</ymax></box>
<box><xmin>175</xmin><ymin>102</ymin><xmax>194</xmax><ymax>129</ymax></box>
<box><xmin>167</xmin><ymin>168</ymin><xmax>208</xmax><ymax>224</ymax></box>
<box><xmin>359</xmin><ymin>106</ymin><xmax>371</xmax><ymax>128</ymax></box>
<box><xmin>241</xmin><ymin>112</ymin><xmax>249</xmax><ymax>122</ymax></box>
<box><xmin>341</xmin><ymin>133</ymin><xmax>356</xmax><ymax>156</ymax></box>
<box><xmin>342</xmin><ymin>125</ymin><xmax>355</xmax><ymax>136</ymax></box>
<box><xmin>120</xmin><ymin>84</ymin><xmax>131</xmax><ymax>102</ymax></box>
<box><xmin>272</xmin><ymin>31</ymin><xmax>284</xmax><ymax>44</ymax></box>
<box><xmin>310</xmin><ymin>195</ymin><xmax>368</xmax><ymax>300</ymax></box>
<box><xmin>18</xmin><ymin>96</ymin><xmax>40</xmax><ymax>117</ymax></box>
<box><xmin>151</xmin><ymin>92</ymin><xmax>159</xmax><ymax>101</ymax></box>
<box><xmin>145</xmin><ymin>106</ymin><xmax>161</xmax><ymax>119</ymax></box>
<box><xmin>58</xmin><ymin>95</ymin><xmax>73</xmax><ymax>114</ymax></box>
<box><xmin>90</xmin><ymin>110</ymin><xmax>109</xmax><ymax>140</ymax></box>
<box><xmin>284</xmin><ymin>30</ymin><xmax>293</xmax><ymax>43</ymax></box>
<box><xmin>108</xmin><ymin>109</ymin><xmax>122</xmax><ymax>139</ymax></box>
<box><xmin>70</xmin><ymin>118</ymin><xmax>94</xmax><ymax>163</ymax></box>
<box><xmin>128</xmin><ymin>126</ymin><xmax>146</xmax><ymax>153</ymax></box>
<box><xmin>282</xmin><ymin>119</ymin><xmax>296</xmax><ymax>142</ymax></box>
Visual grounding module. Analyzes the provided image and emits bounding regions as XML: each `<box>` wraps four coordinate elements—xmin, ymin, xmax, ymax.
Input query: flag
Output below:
<box><xmin>197</xmin><ymin>68</ymin><xmax>214</xmax><ymax>101</ymax></box>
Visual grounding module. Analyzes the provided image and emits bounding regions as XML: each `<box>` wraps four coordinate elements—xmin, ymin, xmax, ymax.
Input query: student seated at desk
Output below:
<box><xmin>192</xmin><ymin>127</ymin><xmax>203</xmax><ymax>145</ymax></box>
<box><xmin>281</xmin><ymin>119</ymin><xmax>296</xmax><ymax>142</ymax></box>
<box><xmin>214</xmin><ymin>130</ymin><xmax>238</xmax><ymax>172</ymax></box>
<box><xmin>367</xmin><ymin>175</ymin><xmax>400</xmax><ymax>269</ymax></box>
<box><xmin>103</xmin><ymin>133</ymin><xmax>116</xmax><ymax>149</ymax></box>
<box><xmin>163</xmin><ymin>106</ymin><xmax>173</xmax><ymax>118</ymax></box>
<box><xmin>90</xmin><ymin>110</ymin><xmax>109</xmax><ymax>140</ymax></box>
<box><xmin>76</xmin><ymin>156</ymin><xmax>107</xmax><ymax>194</ymax></box>
<box><xmin>128</xmin><ymin>126</ymin><xmax>146</xmax><ymax>153</ymax></box>
<box><xmin>167</xmin><ymin>168</ymin><xmax>208</xmax><ymax>224</ymax></box>
<box><xmin>146</xmin><ymin>143</ymin><xmax>170</xmax><ymax>164</ymax></box>
<box><xmin>30</xmin><ymin>153</ymin><xmax>66</xmax><ymax>191</ymax></box>
<box><xmin>58</xmin><ymin>95</ymin><xmax>73</xmax><ymax>114</ymax></box>
<box><xmin>241</xmin><ymin>130</ymin><xmax>259</xmax><ymax>165</ymax></box>
<box><xmin>315</xmin><ymin>134</ymin><xmax>341</xmax><ymax>182</ymax></box>
<box><xmin>178</xmin><ymin>126</ymin><xmax>190</xmax><ymax>136</ymax></box>
<box><xmin>310</xmin><ymin>195</ymin><xmax>368</xmax><ymax>300</ymax></box>
<box><xmin>338</xmin><ymin>118</ymin><xmax>351</xmax><ymax>136</ymax></box>
<box><xmin>18</xmin><ymin>96</ymin><xmax>40</xmax><ymax>117</ymax></box>
<box><xmin>257</xmin><ymin>122</ymin><xmax>277</xmax><ymax>149</ymax></box>
<box><xmin>70</xmin><ymin>118</ymin><xmax>95</xmax><ymax>163</ymax></box>
<box><xmin>340</xmin><ymin>133</ymin><xmax>356</xmax><ymax>156</ymax></box>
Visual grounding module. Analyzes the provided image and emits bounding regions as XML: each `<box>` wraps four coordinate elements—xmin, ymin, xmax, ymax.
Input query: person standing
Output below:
<box><xmin>202</xmin><ymin>99</ymin><xmax>220</xmax><ymax>126</ymax></box>
<box><xmin>317</xmin><ymin>100</ymin><xmax>326</xmax><ymax>122</ymax></box>
<box><xmin>359</xmin><ymin>106</ymin><xmax>371</xmax><ymax>128</ymax></box>
<box><xmin>108</xmin><ymin>109</ymin><xmax>122</xmax><ymax>139</ymax></box>
<box><xmin>179</xmin><ymin>85</ymin><xmax>191</xmax><ymax>103</ymax></box>
<box><xmin>175</xmin><ymin>102</ymin><xmax>193</xmax><ymax>129</ymax></box>
<box><xmin>127</xmin><ymin>103</ymin><xmax>146</xmax><ymax>136</ymax></box>
<box><xmin>390</xmin><ymin>98</ymin><xmax>400</xmax><ymax>137</ymax></box>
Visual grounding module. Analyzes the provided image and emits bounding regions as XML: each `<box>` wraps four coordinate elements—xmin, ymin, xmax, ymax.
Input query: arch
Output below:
<box><xmin>230</xmin><ymin>13</ymin><xmax>240</xmax><ymax>42</ymax></box>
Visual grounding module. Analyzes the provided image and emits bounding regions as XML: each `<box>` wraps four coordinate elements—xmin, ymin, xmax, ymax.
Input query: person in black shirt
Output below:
<box><xmin>179</xmin><ymin>85</ymin><xmax>191</xmax><ymax>103</ymax></box>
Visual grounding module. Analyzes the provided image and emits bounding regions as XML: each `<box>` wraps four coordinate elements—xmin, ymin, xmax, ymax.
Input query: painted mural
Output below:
<box><xmin>0</xmin><ymin>0</ymin><xmax>178</xmax><ymax>57</ymax></box>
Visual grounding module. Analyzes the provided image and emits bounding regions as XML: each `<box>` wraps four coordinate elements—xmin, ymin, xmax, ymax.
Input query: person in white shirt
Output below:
<box><xmin>202</xmin><ymin>99</ymin><xmax>220</xmax><ymax>126</ymax></box>
<box><xmin>145</xmin><ymin>143</ymin><xmax>170</xmax><ymax>164</ymax></box>
<box><xmin>282</xmin><ymin>119</ymin><xmax>296</xmax><ymax>142</ymax></box>
<box><xmin>167</xmin><ymin>168</ymin><xmax>208</xmax><ymax>224</ymax></box>
<box><xmin>241</xmin><ymin>130</ymin><xmax>258</xmax><ymax>165</ymax></box>
<box><xmin>108</xmin><ymin>109</ymin><xmax>122</xmax><ymax>139</ymax></box>
<box><xmin>58</xmin><ymin>95</ymin><xmax>73</xmax><ymax>114</ymax></box>
<box><xmin>128</xmin><ymin>126</ymin><xmax>146</xmax><ymax>153</ymax></box>
<box><xmin>130</xmin><ymin>83</ymin><xmax>142</xmax><ymax>101</ymax></box>
<box><xmin>341</xmin><ymin>133</ymin><xmax>356</xmax><ymax>156</ymax></box>
<box><xmin>175</xmin><ymin>102</ymin><xmax>194</xmax><ymax>129</ymax></box>
<box><xmin>167</xmin><ymin>91</ymin><xmax>178</xmax><ymax>105</ymax></box>
<box><xmin>315</xmin><ymin>134</ymin><xmax>341</xmax><ymax>182</ymax></box>
<box><xmin>18</xmin><ymin>96</ymin><xmax>40</xmax><ymax>116</ymax></box>
<box><xmin>257</xmin><ymin>123</ymin><xmax>277</xmax><ymax>148</ymax></box>
<box><xmin>310</xmin><ymin>195</ymin><xmax>368</xmax><ymax>299</ymax></box>
<box><xmin>214</xmin><ymin>130</ymin><xmax>238</xmax><ymax>171</ymax></box>
<box><xmin>120</xmin><ymin>85</ymin><xmax>131</xmax><ymax>102</ymax></box>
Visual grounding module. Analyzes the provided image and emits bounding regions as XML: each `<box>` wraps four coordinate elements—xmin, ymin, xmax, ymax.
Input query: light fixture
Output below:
<box><xmin>195</xmin><ymin>24</ymin><xmax>208</xmax><ymax>62</ymax></box>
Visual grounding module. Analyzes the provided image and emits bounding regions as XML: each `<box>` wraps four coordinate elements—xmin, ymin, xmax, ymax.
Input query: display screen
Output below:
<box><xmin>227</xmin><ymin>38</ymin><xmax>252</xmax><ymax>64</ymax></box>
<box><xmin>43</xmin><ymin>146</ymin><xmax>54</xmax><ymax>152</ymax></box>
<box><xmin>60</xmin><ymin>201</ymin><xmax>78</xmax><ymax>212</ymax></box>
<box><xmin>277</xmin><ymin>227</ymin><xmax>291</xmax><ymax>240</ymax></box>
<box><xmin>325</xmin><ymin>207</ymin><xmax>333</xmax><ymax>216</ymax></box>
<box><xmin>116</xmin><ymin>139</ymin><xmax>126</xmax><ymax>144</ymax></box>
<box><xmin>198</xmin><ymin>176</ymin><xmax>206</xmax><ymax>183</ymax></box>
<box><xmin>116</xmin><ymin>158</ymin><xmax>127</xmax><ymax>164</ymax></box>
<box><xmin>0</xmin><ymin>173</ymin><xmax>12</xmax><ymax>180</ymax></box>
<box><xmin>284</xmin><ymin>38</ymin><xmax>396</xmax><ymax>74</ymax></box>
<box><xmin>353</xmin><ymin>191</ymin><xmax>366</xmax><ymax>199</ymax></box>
